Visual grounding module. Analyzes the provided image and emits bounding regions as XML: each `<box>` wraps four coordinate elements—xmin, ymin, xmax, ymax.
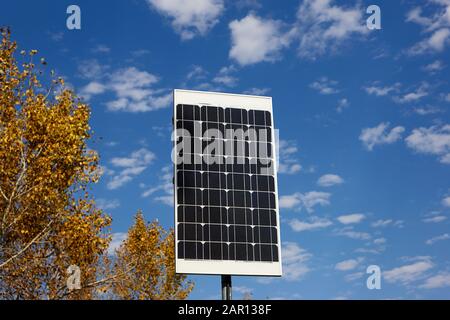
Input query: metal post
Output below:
<box><xmin>221</xmin><ymin>275</ymin><xmax>232</xmax><ymax>300</ymax></box>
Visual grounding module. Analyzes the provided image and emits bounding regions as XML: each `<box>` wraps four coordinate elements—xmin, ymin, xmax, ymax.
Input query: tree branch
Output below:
<box><xmin>57</xmin><ymin>262</ymin><xmax>137</xmax><ymax>300</ymax></box>
<box><xmin>1</xmin><ymin>143</ymin><xmax>27</xmax><ymax>235</ymax></box>
<box><xmin>0</xmin><ymin>219</ymin><xmax>53</xmax><ymax>268</ymax></box>
<box><xmin>0</xmin><ymin>186</ymin><xmax>7</xmax><ymax>202</ymax></box>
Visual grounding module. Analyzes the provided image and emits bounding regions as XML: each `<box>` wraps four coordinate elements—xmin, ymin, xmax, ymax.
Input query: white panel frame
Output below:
<box><xmin>173</xmin><ymin>89</ymin><xmax>282</xmax><ymax>276</ymax></box>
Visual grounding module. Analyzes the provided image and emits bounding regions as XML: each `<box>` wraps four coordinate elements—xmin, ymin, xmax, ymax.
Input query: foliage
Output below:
<box><xmin>0</xmin><ymin>29</ymin><xmax>192</xmax><ymax>300</ymax></box>
<box><xmin>110</xmin><ymin>212</ymin><xmax>193</xmax><ymax>300</ymax></box>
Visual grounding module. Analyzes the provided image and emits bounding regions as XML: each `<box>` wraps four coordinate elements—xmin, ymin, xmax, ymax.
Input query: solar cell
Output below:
<box><xmin>173</xmin><ymin>90</ymin><xmax>282</xmax><ymax>276</ymax></box>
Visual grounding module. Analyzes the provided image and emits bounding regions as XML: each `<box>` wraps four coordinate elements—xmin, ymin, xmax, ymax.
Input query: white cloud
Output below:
<box><xmin>77</xmin><ymin>59</ymin><xmax>110</xmax><ymax>80</ymax></box>
<box><xmin>282</xmin><ymin>242</ymin><xmax>312</xmax><ymax>281</ymax></box>
<box><xmin>279</xmin><ymin>193</ymin><xmax>302</xmax><ymax>209</ymax></box>
<box><xmin>96</xmin><ymin>198</ymin><xmax>120</xmax><ymax>210</ymax></box>
<box><xmin>80</xmin><ymin>81</ymin><xmax>107</xmax><ymax>101</ymax></box>
<box><xmin>212</xmin><ymin>75</ymin><xmax>237</xmax><ymax>87</ymax></box>
<box><xmin>337</xmin><ymin>213</ymin><xmax>365</xmax><ymax>225</ymax></box>
<box><xmin>301</xmin><ymin>191</ymin><xmax>331</xmax><ymax>212</ymax></box>
<box><xmin>413</xmin><ymin>105</ymin><xmax>443</xmax><ymax>115</ymax></box>
<box><xmin>384</xmin><ymin>257</ymin><xmax>433</xmax><ymax>284</ymax></box>
<box><xmin>406</xmin><ymin>2</ymin><xmax>450</xmax><ymax>54</ymax></box>
<box><xmin>409</xmin><ymin>28</ymin><xmax>450</xmax><ymax>54</ymax></box>
<box><xmin>244</xmin><ymin>87</ymin><xmax>271</xmax><ymax>96</ymax></box>
<box><xmin>332</xmin><ymin>295</ymin><xmax>350</xmax><ymax>300</ymax></box>
<box><xmin>131</xmin><ymin>49</ymin><xmax>151</xmax><ymax>58</ymax></box>
<box><xmin>278</xmin><ymin>163</ymin><xmax>302</xmax><ymax>175</ymax></box>
<box><xmin>107</xmin><ymin>148</ymin><xmax>155</xmax><ymax>190</ymax></box>
<box><xmin>279</xmin><ymin>140</ymin><xmax>299</xmax><ymax>157</ymax></box>
<box><xmin>154</xmin><ymin>195</ymin><xmax>174</xmax><ymax>206</ymax></box>
<box><xmin>234</xmin><ymin>0</ymin><xmax>261</xmax><ymax>10</ymax></box>
<box><xmin>363</xmin><ymin>83</ymin><xmax>400</xmax><ymax>97</ymax></box>
<box><xmin>108</xmin><ymin>232</ymin><xmax>127</xmax><ymax>255</ymax></box>
<box><xmin>394</xmin><ymin>83</ymin><xmax>429</xmax><ymax>104</ymax></box>
<box><xmin>289</xmin><ymin>217</ymin><xmax>333</xmax><ymax>232</ymax></box>
<box><xmin>317</xmin><ymin>174</ymin><xmax>344</xmax><ymax>187</ymax></box>
<box><xmin>111</xmin><ymin>148</ymin><xmax>156</xmax><ymax>168</ymax></box>
<box><xmin>229</xmin><ymin>14</ymin><xmax>292</xmax><ymax>66</ymax></box>
<box><xmin>107</xmin><ymin>169</ymin><xmax>143</xmax><ymax>190</ymax></box>
<box><xmin>147</xmin><ymin>0</ymin><xmax>224</xmax><ymax>40</ymax></box>
<box><xmin>359</xmin><ymin>122</ymin><xmax>405</xmax><ymax>151</ymax></box>
<box><xmin>80</xmin><ymin>65</ymin><xmax>172</xmax><ymax>112</ymax></box>
<box><xmin>445</xmin><ymin>93</ymin><xmax>450</xmax><ymax>102</ymax></box>
<box><xmin>92</xmin><ymin>44</ymin><xmax>111</xmax><ymax>53</ymax></box>
<box><xmin>185</xmin><ymin>65</ymin><xmax>240</xmax><ymax>91</ymax></box>
<box><xmin>420</xmin><ymin>273</ymin><xmax>450</xmax><ymax>289</ymax></box>
<box><xmin>338</xmin><ymin>230</ymin><xmax>371</xmax><ymax>240</ymax></box>
<box><xmin>405</xmin><ymin>125</ymin><xmax>450</xmax><ymax>164</ymax></box>
<box><xmin>98</xmin><ymin>165</ymin><xmax>115</xmax><ymax>177</ymax></box>
<box><xmin>443</xmin><ymin>196</ymin><xmax>450</xmax><ymax>207</ymax></box>
<box><xmin>280</xmin><ymin>191</ymin><xmax>331</xmax><ymax>212</ymax></box>
<box><xmin>233</xmin><ymin>285</ymin><xmax>252</xmax><ymax>294</ymax></box>
<box><xmin>373</xmin><ymin>237</ymin><xmax>386</xmax><ymax>245</ymax></box>
<box><xmin>336</xmin><ymin>98</ymin><xmax>349</xmax><ymax>113</ymax></box>
<box><xmin>230</xmin><ymin>0</ymin><xmax>370</xmax><ymax>62</ymax></box>
<box><xmin>296</xmin><ymin>0</ymin><xmax>368</xmax><ymax>59</ymax></box>
<box><xmin>345</xmin><ymin>271</ymin><xmax>364</xmax><ymax>282</ymax></box>
<box><xmin>405</xmin><ymin>7</ymin><xmax>433</xmax><ymax>28</ymax></box>
<box><xmin>141</xmin><ymin>186</ymin><xmax>160</xmax><ymax>198</ymax></box>
<box><xmin>371</xmin><ymin>219</ymin><xmax>404</xmax><ymax>228</ymax></box>
<box><xmin>426</xmin><ymin>233</ymin><xmax>450</xmax><ymax>245</ymax></box>
<box><xmin>335</xmin><ymin>258</ymin><xmax>363</xmax><ymax>271</ymax></box>
<box><xmin>107</xmin><ymin>67</ymin><xmax>171</xmax><ymax>112</ymax></box>
<box><xmin>278</xmin><ymin>140</ymin><xmax>302</xmax><ymax>175</ymax></box>
<box><xmin>354</xmin><ymin>247</ymin><xmax>382</xmax><ymax>255</ymax></box>
<box><xmin>233</xmin><ymin>286</ymin><xmax>253</xmax><ymax>297</ymax></box>
<box><xmin>152</xmin><ymin>125</ymin><xmax>170</xmax><ymax>138</ymax></box>
<box><xmin>372</xmin><ymin>219</ymin><xmax>393</xmax><ymax>227</ymax></box>
<box><xmin>212</xmin><ymin>65</ymin><xmax>238</xmax><ymax>87</ymax></box>
<box><xmin>423</xmin><ymin>215</ymin><xmax>447</xmax><ymax>223</ymax></box>
<box><xmin>186</xmin><ymin>65</ymin><xmax>208</xmax><ymax>81</ymax></box>
<box><xmin>364</xmin><ymin>82</ymin><xmax>430</xmax><ymax>104</ymax></box>
<box><xmin>309</xmin><ymin>77</ymin><xmax>339</xmax><ymax>95</ymax></box>
<box><xmin>142</xmin><ymin>166</ymin><xmax>174</xmax><ymax>206</ymax></box>
<box><xmin>422</xmin><ymin>60</ymin><xmax>445</xmax><ymax>73</ymax></box>
<box><xmin>49</xmin><ymin>31</ymin><xmax>64</xmax><ymax>42</ymax></box>
<box><xmin>105</xmin><ymin>141</ymin><xmax>118</xmax><ymax>146</ymax></box>
<box><xmin>336</xmin><ymin>226</ymin><xmax>371</xmax><ymax>240</ymax></box>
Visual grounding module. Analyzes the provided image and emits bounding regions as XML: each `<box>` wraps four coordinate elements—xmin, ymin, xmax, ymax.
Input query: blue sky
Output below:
<box><xmin>1</xmin><ymin>0</ymin><xmax>450</xmax><ymax>299</ymax></box>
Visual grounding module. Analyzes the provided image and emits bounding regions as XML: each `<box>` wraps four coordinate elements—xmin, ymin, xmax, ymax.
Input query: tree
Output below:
<box><xmin>0</xmin><ymin>27</ymin><xmax>112</xmax><ymax>299</ymax></box>
<box><xmin>110</xmin><ymin>212</ymin><xmax>193</xmax><ymax>300</ymax></box>
<box><xmin>0</xmin><ymin>29</ymin><xmax>193</xmax><ymax>300</ymax></box>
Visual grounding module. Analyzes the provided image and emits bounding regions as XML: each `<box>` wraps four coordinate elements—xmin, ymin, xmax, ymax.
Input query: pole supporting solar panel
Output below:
<box><xmin>173</xmin><ymin>89</ymin><xmax>282</xmax><ymax>277</ymax></box>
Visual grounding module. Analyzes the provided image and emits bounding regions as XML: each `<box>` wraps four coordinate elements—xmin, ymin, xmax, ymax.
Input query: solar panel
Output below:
<box><xmin>173</xmin><ymin>89</ymin><xmax>282</xmax><ymax>276</ymax></box>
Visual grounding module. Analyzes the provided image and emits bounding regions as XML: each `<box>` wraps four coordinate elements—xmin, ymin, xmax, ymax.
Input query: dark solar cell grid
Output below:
<box><xmin>175</xmin><ymin>104</ymin><xmax>279</xmax><ymax>262</ymax></box>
